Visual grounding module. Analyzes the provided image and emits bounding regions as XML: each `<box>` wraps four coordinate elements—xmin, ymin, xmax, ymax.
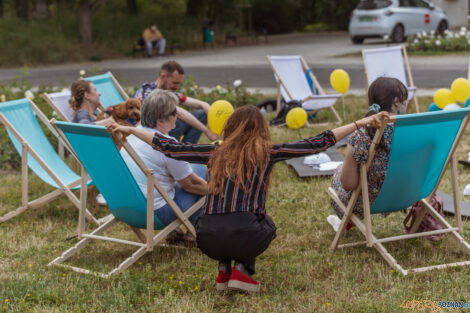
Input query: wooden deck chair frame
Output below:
<box><xmin>362</xmin><ymin>45</ymin><xmax>419</xmax><ymax>113</ymax></box>
<box><xmin>328</xmin><ymin>113</ymin><xmax>470</xmax><ymax>275</ymax></box>
<box><xmin>48</xmin><ymin>126</ymin><xmax>205</xmax><ymax>278</ymax></box>
<box><xmin>86</xmin><ymin>71</ymin><xmax>129</xmax><ymax>112</ymax></box>
<box><xmin>0</xmin><ymin>99</ymin><xmax>100</xmax><ymax>225</ymax></box>
<box><xmin>266</xmin><ymin>55</ymin><xmax>343</xmax><ymax>125</ymax></box>
<box><xmin>42</xmin><ymin>91</ymin><xmax>73</xmax><ymax>161</ymax></box>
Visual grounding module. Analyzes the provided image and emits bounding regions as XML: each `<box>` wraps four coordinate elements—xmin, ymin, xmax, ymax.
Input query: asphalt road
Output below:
<box><xmin>0</xmin><ymin>32</ymin><xmax>468</xmax><ymax>92</ymax></box>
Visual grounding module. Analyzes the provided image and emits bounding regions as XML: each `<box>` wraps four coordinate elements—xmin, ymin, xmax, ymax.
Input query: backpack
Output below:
<box><xmin>403</xmin><ymin>195</ymin><xmax>445</xmax><ymax>241</ymax></box>
<box><xmin>269</xmin><ymin>100</ymin><xmax>302</xmax><ymax>126</ymax></box>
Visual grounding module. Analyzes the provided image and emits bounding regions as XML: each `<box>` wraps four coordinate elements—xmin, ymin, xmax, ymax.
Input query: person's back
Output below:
<box><xmin>328</xmin><ymin>77</ymin><xmax>408</xmax><ymax>231</ymax></box>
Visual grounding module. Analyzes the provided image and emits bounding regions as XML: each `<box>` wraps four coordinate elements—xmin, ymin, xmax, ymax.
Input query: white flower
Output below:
<box><xmin>383</xmin><ymin>35</ymin><xmax>389</xmax><ymax>41</ymax></box>
<box><xmin>460</xmin><ymin>31</ymin><xmax>466</xmax><ymax>37</ymax></box>
<box><xmin>233</xmin><ymin>79</ymin><xmax>242</xmax><ymax>87</ymax></box>
<box><xmin>61</xmin><ymin>88</ymin><xmax>69</xmax><ymax>93</ymax></box>
<box><xmin>422</xmin><ymin>31</ymin><xmax>427</xmax><ymax>37</ymax></box>
<box><xmin>52</xmin><ymin>111</ymin><xmax>57</xmax><ymax>117</ymax></box>
<box><xmin>417</xmin><ymin>33</ymin><xmax>422</xmax><ymax>38</ymax></box>
<box><xmin>424</xmin><ymin>40</ymin><xmax>430</xmax><ymax>44</ymax></box>
<box><xmin>430</xmin><ymin>30</ymin><xmax>435</xmax><ymax>36</ymax></box>
<box><xmin>0</xmin><ymin>94</ymin><xmax>5</xmax><ymax>102</ymax></box>
<box><xmin>24</xmin><ymin>90</ymin><xmax>34</xmax><ymax>100</ymax></box>
<box><xmin>461</xmin><ymin>26</ymin><xmax>467</xmax><ymax>32</ymax></box>
<box><xmin>79</xmin><ymin>69</ymin><xmax>86</xmax><ymax>77</ymax></box>
<box><xmin>216</xmin><ymin>85</ymin><xmax>221</xmax><ymax>90</ymax></box>
<box><xmin>413</xmin><ymin>39</ymin><xmax>419</xmax><ymax>44</ymax></box>
<box><xmin>435</xmin><ymin>40</ymin><xmax>441</xmax><ymax>46</ymax></box>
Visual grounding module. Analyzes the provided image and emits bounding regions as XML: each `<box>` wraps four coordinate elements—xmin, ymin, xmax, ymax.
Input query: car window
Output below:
<box><xmin>399</xmin><ymin>0</ymin><xmax>417</xmax><ymax>7</ymax></box>
<box><xmin>356</xmin><ymin>0</ymin><xmax>392</xmax><ymax>10</ymax></box>
<box><xmin>415</xmin><ymin>0</ymin><xmax>430</xmax><ymax>8</ymax></box>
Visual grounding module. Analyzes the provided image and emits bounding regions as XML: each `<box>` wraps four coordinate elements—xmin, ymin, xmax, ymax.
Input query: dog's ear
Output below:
<box><xmin>113</xmin><ymin>101</ymin><xmax>129</xmax><ymax>119</ymax></box>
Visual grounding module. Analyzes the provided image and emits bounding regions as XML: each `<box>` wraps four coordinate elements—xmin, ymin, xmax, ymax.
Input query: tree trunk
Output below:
<box><xmin>126</xmin><ymin>0</ymin><xmax>137</xmax><ymax>14</ymax></box>
<box><xmin>79</xmin><ymin>0</ymin><xmax>93</xmax><ymax>45</ymax></box>
<box><xmin>16</xmin><ymin>0</ymin><xmax>28</xmax><ymax>19</ymax></box>
<box><xmin>186</xmin><ymin>0</ymin><xmax>202</xmax><ymax>17</ymax></box>
<box><xmin>0</xmin><ymin>0</ymin><xmax>3</xmax><ymax>18</ymax></box>
<box><xmin>32</xmin><ymin>0</ymin><xmax>50</xmax><ymax>19</ymax></box>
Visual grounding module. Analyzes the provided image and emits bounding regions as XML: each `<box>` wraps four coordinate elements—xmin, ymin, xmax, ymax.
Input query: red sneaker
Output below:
<box><xmin>227</xmin><ymin>268</ymin><xmax>260</xmax><ymax>293</ymax></box>
<box><xmin>216</xmin><ymin>271</ymin><xmax>231</xmax><ymax>291</ymax></box>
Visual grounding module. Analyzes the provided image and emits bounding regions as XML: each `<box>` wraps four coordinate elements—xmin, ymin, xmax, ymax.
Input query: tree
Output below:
<box><xmin>127</xmin><ymin>0</ymin><xmax>137</xmax><ymax>14</ymax></box>
<box><xmin>79</xmin><ymin>0</ymin><xmax>108</xmax><ymax>45</ymax></box>
<box><xmin>16</xmin><ymin>0</ymin><xmax>28</xmax><ymax>19</ymax></box>
<box><xmin>33</xmin><ymin>0</ymin><xmax>51</xmax><ymax>19</ymax></box>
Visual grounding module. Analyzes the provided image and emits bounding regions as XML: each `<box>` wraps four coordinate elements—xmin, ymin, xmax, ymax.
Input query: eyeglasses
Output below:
<box><xmin>170</xmin><ymin>108</ymin><xmax>177</xmax><ymax>116</ymax></box>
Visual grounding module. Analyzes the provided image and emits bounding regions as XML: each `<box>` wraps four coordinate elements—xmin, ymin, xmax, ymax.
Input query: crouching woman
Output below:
<box><xmin>107</xmin><ymin>105</ymin><xmax>388</xmax><ymax>293</ymax></box>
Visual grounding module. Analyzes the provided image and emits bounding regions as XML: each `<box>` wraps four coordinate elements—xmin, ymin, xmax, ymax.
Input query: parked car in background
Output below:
<box><xmin>349</xmin><ymin>0</ymin><xmax>448</xmax><ymax>44</ymax></box>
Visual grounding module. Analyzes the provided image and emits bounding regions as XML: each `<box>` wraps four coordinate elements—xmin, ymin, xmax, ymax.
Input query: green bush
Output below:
<box><xmin>407</xmin><ymin>28</ymin><xmax>470</xmax><ymax>53</ymax></box>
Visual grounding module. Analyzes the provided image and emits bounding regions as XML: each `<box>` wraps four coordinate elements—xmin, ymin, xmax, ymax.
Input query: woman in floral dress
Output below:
<box><xmin>328</xmin><ymin>77</ymin><xmax>408</xmax><ymax>230</ymax></box>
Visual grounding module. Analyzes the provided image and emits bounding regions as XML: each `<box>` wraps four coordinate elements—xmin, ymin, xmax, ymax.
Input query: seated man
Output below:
<box><xmin>134</xmin><ymin>60</ymin><xmax>217</xmax><ymax>143</ymax></box>
<box><xmin>139</xmin><ymin>24</ymin><xmax>166</xmax><ymax>57</ymax></box>
<box><xmin>120</xmin><ymin>90</ymin><xmax>208</xmax><ymax>242</ymax></box>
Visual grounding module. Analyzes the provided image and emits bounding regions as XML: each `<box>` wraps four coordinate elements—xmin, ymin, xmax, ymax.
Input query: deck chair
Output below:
<box><xmin>362</xmin><ymin>45</ymin><xmax>419</xmax><ymax>113</ymax></box>
<box><xmin>85</xmin><ymin>71</ymin><xmax>129</xmax><ymax>109</ymax></box>
<box><xmin>0</xmin><ymin>98</ymin><xmax>100</xmax><ymax>225</ymax></box>
<box><xmin>329</xmin><ymin>109</ymin><xmax>470</xmax><ymax>275</ymax></box>
<box><xmin>48</xmin><ymin>122</ymin><xmax>205</xmax><ymax>278</ymax></box>
<box><xmin>267</xmin><ymin>55</ymin><xmax>342</xmax><ymax>124</ymax></box>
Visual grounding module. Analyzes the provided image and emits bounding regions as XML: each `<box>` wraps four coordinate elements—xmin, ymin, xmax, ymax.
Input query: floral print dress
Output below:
<box><xmin>330</xmin><ymin>125</ymin><xmax>394</xmax><ymax>219</ymax></box>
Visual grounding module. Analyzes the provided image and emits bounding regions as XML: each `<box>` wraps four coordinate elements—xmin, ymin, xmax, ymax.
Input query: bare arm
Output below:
<box><xmin>182</xmin><ymin>96</ymin><xmax>211</xmax><ymax>114</ymax></box>
<box><xmin>107</xmin><ymin>122</ymin><xmax>154</xmax><ymax>144</ymax></box>
<box><xmin>176</xmin><ymin>107</ymin><xmax>218</xmax><ymax>141</ymax></box>
<box><xmin>340</xmin><ymin>144</ymin><xmax>360</xmax><ymax>190</ymax></box>
<box><xmin>177</xmin><ymin>172</ymin><xmax>208</xmax><ymax>195</ymax></box>
<box><xmin>331</xmin><ymin>111</ymin><xmax>389</xmax><ymax>142</ymax></box>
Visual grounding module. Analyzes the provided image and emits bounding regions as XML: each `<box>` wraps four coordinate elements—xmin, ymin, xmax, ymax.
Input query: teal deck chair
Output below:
<box><xmin>85</xmin><ymin>71</ymin><xmax>129</xmax><ymax>109</ymax></box>
<box><xmin>48</xmin><ymin>122</ymin><xmax>204</xmax><ymax>278</ymax></box>
<box><xmin>0</xmin><ymin>98</ymin><xmax>99</xmax><ymax>224</ymax></box>
<box><xmin>328</xmin><ymin>109</ymin><xmax>470</xmax><ymax>275</ymax></box>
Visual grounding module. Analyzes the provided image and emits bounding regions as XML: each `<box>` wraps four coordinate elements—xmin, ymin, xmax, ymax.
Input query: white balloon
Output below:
<box><xmin>443</xmin><ymin>103</ymin><xmax>462</xmax><ymax>110</ymax></box>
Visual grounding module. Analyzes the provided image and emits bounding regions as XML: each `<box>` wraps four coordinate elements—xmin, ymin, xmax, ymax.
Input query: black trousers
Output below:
<box><xmin>195</xmin><ymin>212</ymin><xmax>277</xmax><ymax>275</ymax></box>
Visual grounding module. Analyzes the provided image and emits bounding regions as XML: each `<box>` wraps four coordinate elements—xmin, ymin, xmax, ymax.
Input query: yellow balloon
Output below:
<box><xmin>434</xmin><ymin>88</ymin><xmax>454</xmax><ymax>109</ymax></box>
<box><xmin>451</xmin><ymin>78</ymin><xmax>470</xmax><ymax>103</ymax></box>
<box><xmin>330</xmin><ymin>69</ymin><xmax>350</xmax><ymax>94</ymax></box>
<box><xmin>208</xmin><ymin>100</ymin><xmax>234</xmax><ymax>135</ymax></box>
<box><xmin>286</xmin><ymin>107</ymin><xmax>307</xmax><ymax>129</ymax></box>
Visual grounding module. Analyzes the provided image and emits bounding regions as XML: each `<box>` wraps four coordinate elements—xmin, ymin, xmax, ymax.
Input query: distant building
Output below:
<box><xmin>431</xmin><ymin>0</ymin><xmax>468</xmax><ymax>28</ymax></box>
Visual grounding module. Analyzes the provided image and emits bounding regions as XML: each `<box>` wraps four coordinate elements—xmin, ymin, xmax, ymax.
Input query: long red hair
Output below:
<box><xmin>208</xmin><ymin>105</ymin><xmax>272</xmax><ymax>194</ymax></box>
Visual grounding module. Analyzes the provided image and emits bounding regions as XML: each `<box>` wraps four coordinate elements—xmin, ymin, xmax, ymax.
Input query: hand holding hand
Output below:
<box><xmin>356</xmin><ymin>111</ymin><xmax>390</xmax><ymax>129</ymax></box>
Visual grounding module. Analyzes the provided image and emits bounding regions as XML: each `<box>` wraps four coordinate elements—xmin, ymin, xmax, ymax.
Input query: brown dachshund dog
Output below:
<box><xmin>97</xmin><ymin>98</ymin><xmax>141</xmax><ymax>127</ymax></box>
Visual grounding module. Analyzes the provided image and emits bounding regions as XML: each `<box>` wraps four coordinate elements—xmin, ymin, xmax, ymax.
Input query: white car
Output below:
<box><xmin>349</xmin><ymin>0</ymin><xmax>448</xmax><ymax>43</ymax></box>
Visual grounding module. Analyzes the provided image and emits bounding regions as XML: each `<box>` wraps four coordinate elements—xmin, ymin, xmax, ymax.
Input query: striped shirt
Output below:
<box><xmin>152</xmin><ymin>130</ymin><xmax>336</xmax><ymax>215</ymax></box>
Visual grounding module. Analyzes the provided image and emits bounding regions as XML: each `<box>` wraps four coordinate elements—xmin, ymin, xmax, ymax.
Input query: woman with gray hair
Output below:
<box><xmin>117</xmin><ymin>89</ymin><xmax>208</xmax><ymax>243</ymax></box>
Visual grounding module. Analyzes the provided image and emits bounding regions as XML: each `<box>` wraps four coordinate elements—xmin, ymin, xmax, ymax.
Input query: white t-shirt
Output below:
<box><xmin>121</xmin><ymin>125</ymin><xmax>193</xmax><ymax>210</ymax></box>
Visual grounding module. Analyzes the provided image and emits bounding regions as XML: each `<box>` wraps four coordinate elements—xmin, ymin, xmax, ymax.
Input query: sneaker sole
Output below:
<box><xmin>216</xmin><ymin>282</ymin><xmax>228</xmax><ymax>291</ymax></box>
<box><xmin>227</xmin><ymin>279</ymin><xmax>260</xmax><ymax>293</ymax></box>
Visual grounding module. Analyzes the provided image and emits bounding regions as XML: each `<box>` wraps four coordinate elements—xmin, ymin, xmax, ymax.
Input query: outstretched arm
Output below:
<box><xmin>331</xmin><ymin>111</ymin><xmax>389</xmax><ymax>142</ymax></box>
<box><xmin>176</xmin><ymin>107</ymin><xmax>218</xmax><ymax>141</ymax></box>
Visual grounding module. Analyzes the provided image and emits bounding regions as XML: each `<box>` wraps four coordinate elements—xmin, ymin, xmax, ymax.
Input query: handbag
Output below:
<box><xmin>403</xmin><ymin>195</ymin><xmax>445</xmax><ymax>241</ymax></box>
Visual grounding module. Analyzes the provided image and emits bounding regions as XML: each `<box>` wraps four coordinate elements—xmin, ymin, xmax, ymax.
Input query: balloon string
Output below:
<box><xmin>342</xmin><ymin>95</ymin><xmax>345</xmax><ymax>120</ymax></box>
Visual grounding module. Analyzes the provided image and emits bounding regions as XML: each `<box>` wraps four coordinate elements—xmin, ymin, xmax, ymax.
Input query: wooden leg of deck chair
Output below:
<box><xmin>360</xmin><ymin>166</ymin><xmax>373</xmax><ymax>247</ymax></box>
<box><xmin>328</xmin><ymin>187</ymin><xmax>361</xmax><ymax>250</ymax></box>
<box><xmin>348</xmin><ymin>214</ymin><xmax>408</xmax><ymax>275</ymax></box>
<box><xmin>146</xmin><ymin>170</ymin><xmax>155</xmax><ymax>251</ymax></box>
<box><xmin>329</xmin><ymin>106</ymin><xmax>343</xmax><ymax>124</ymax></box>
<box><xmin>451</xmin><ymin>155</ymin><xmax>463</xmax><ymax>233</ymax></box>
<box><xmin>21</xmin><ymin>145</ymin><xmax>28</xmax><ymax>208</ymax></box>
<box><xmin>48</xmin><ymin>217</ymin><xmax>117</xmax><ymax>267</ymax></box>
<box><xmin>420</xmin><ymin>199</ymin><xmax>470</xmax><ymax>254</ymax></box>
<box><xmin>276</xmin><ymin>82</ymin><xmax>282</xmax><ymax>114</ymax></box>
<box><xmin>412</xmin><ymin>93</ymin><xmax>419</xmax><ymax>113</ymax></box>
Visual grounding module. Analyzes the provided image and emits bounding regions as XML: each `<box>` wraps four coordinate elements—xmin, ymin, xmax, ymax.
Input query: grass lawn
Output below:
<box><xmin>1</xmin><ymin>95</ymin><xmax>470</xmax><ymax>312</ymax></box>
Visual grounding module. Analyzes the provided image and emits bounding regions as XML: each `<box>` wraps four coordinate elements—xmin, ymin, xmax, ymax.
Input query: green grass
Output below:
<box><xmin>1</xmin><ymin>96</ymin><xmax>470</xmax><ymax>312</ymax></box>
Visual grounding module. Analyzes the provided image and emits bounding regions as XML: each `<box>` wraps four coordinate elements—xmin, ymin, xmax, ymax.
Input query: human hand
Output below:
<box><xmin>205</xmin><ymin>129</ymin><xmax>219</xmax><ymax>142</ymax></box>
<box><xmin>106</xmin><ymin>122</ymin><xmax>133</xmax><ymax>141</ymax></box>
<box><xmin>356</xmin><ymin>111</ymin><xmax>390</xmax><ymax>128</ymax></box>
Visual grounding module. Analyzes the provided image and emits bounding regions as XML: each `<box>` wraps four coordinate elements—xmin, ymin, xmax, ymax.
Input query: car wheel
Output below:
<box><xmin>437</xmin><ymin>20</ymin><xmax>447</xmax><ymax>36</ymax></box>
<box><xmin>391</xmin><ymin>24</ymin><xmax>405</xmax><ymax>43</ymax></box>
<box><xmin>351</xmin><ymin>36</ymin><xmax>364</xmax><ymax>44</ymax></box>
